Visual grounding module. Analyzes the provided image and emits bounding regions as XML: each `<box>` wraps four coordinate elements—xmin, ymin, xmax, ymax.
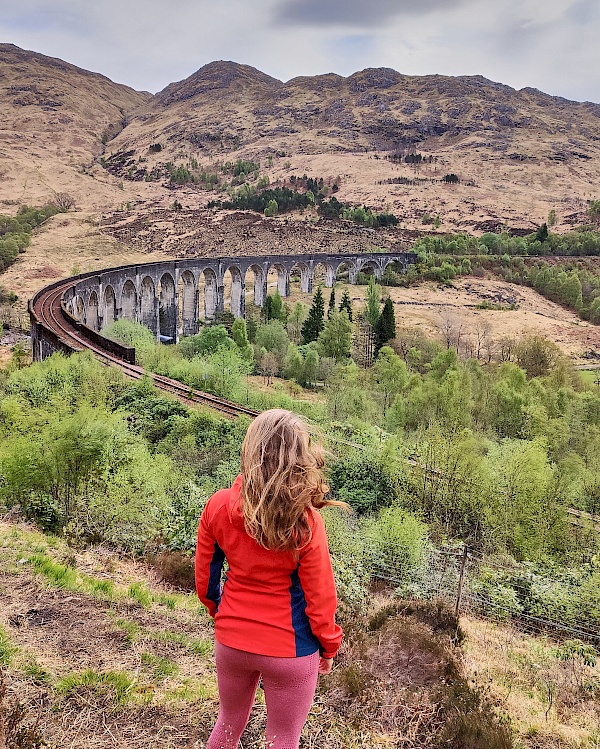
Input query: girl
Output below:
<box><xmin>195</xmin><ymin>409</ymin><xmax>344</xmax><ymax>749</ymax></box>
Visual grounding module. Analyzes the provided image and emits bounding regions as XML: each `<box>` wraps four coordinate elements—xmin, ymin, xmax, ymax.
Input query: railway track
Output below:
<box><xmin>31</xmin><ymin>280</ymin><xmax>259</xmax><ymax>420</ymax></box>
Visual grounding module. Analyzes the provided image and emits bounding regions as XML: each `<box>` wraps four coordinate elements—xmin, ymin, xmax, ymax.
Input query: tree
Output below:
<box><xmin>231</xmin><ymin>318</ymin><xmax>253</xmax><ymax>361</ymax></box>
<box><xmin>587</xmin><ymin>199</ymin><xmax>600</xmax><ymax>227</ymax></box>
<box><xmin>365</xmin><ymin>276</ymin><xmax>381</xmax><ymax>328</ymax></box>
<box><xmin>548</xmin><ymin>209</ymin><xmax>557</xmax><ymax>227</ymax></box>
<box><xmin>339</xmin><ymin>289</ymin><xmax>353</xmax><ymax>322</ymax></box>
<box><xmin>438</xmin><ymin>308</ymin><xmax>464</xmax><ymax>352</ymax></box>
<box><xmin>374</xmin><ymin>297</ymin><xmax>396</xmax><ymax>353</ymax></box>
<box><xmin>283</xmin><ymin>343</ymin><xmax>304</xmax><ymax>381</ymax></box>
<box><xmin>317</xmin><ymin>309</ymin><xmax>352</xmax><ymax>362</ymax></box>
<box><xmin>353</xmin><ymin>317</ymin><xmax>376</xmax><ymax>369</ymax></box>
<box><xmin>259</xmin><ymin>351</ymin><xmax>279</xmax><ymax>385</ymax></box>
<box><xmin>516</xmin><ymin>335</ymin><xmax>560</xmax><ymax>378</ymax></box>
<box><xmin>255</xmin><ymin>320</ymin><xmax>290</xmax><ymax>367</ymax></box>
<box><xmin>328</xmin><ymin>287</ymin><xmax>336</xmax><ymax>318</ymax></box>
<box><xmin>271</xmin><ymin>290</ymin><xmax>286</xmax><ymax>322</ymax></box>
<box><xmin>264</xmin><ymin>199</ymin><xmax>278</xmax><ymax>217</ymax></box>
<box><xmin>301</xmin><ymin>287</ymin><xmax>325</xmax><ymax>344</ymax></box>
<box><xmin>262</xmin><ymin>295</ymin><xmax>274</xmax><ymax>323</ymax></box>
<box><xmin>178</xmin><ymin>325</ymin><xmax>235</xmax><ymax>359</ymax></box>
<box><xmin>302</xmin><ymin>348</ymin><xmax>319</xmax><ymax>387</ymax></box>
<box><xmin>286</xmin><ymin>302</ymin><xmax>307</xmax><ymax>343</ymax></box>
<box><xmin>372</xmin><ymin>346</ymin><xmax>408</xmax><ymax>412</ymax></box>
<box><xmin>535</xmin><ymin>223</ymin><xmax>549</xmax><ymax>243</ymax></box>
<box><xmin>10</xmin><ymin>342</ymin><xmax>28</xmax><ymax>370</ymax></box>
<box><xmin>53</xmin><ymin>192</ymin><xmax>76</xmax><ymax>211</ymax></box>
<box><xmin>325</xmin><ymin>362</ymin><xmax>375</xmax><ymax>421</ymax></box>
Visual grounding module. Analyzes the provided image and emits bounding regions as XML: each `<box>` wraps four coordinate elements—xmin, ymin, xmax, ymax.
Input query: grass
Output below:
<box><xmin>55</xmin><ymin>669</ymin><xmax>140</xmax><ymax>706</ymax></box>
<box><xmin>140</xmin><ymin>652</ymin><xmax>179</xmax><ymax>680</ymax></box>
<box><xmin>114</xmin><ymin>617</ymin><xmax>140</xmax><ymax>645</ymax></box>
<box><xmin>162</xmin><ymin>678</ymin><xmax>214</xmax><ymax>703</ymax></box>
<box><xmin>579</xmin><ymin>369</ymin><xmax>600</xmax><ymax>387</ymax></box>
<box><xmin>112</xmin><ymin>617</ymin><xmax>212</xmax><ymax>657</ymax></box>
<box><xmin>30</xmin><ymin>553</ymin><xmax>79</xmax><ymax>590</ymax></box>
<box><xmin>0</xmin><ymin>523</ymin><xmax>208</xmax><ymax>617</ymax></box>
<box><xmin>21</xmin><ymin>658</ymin><xmax>52</xmax><ymax>685</ymax></box>
<box><xmin>127</xmin><ymin>581</ymin><xmax>152</xmax><ymax>607</ymax></box>
<box><xmin>23</xmin><ymin>548</ymin><xmax>192</xmax><ymax>611</ymax></box>
<box><xmin>0</xmin><ymin>625</ymin><xmax>18</xmax><ymax>667</ymax></box>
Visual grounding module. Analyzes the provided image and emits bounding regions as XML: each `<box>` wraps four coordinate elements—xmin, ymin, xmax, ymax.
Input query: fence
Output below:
<box><xmin>371</xmin><ymin>546</ymin><xmax>600</xmax><ymax>646</ymax></box>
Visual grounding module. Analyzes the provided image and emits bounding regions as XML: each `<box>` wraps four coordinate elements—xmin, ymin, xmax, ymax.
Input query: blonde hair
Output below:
<box><xmin>240</xmin><ymin>409</ymin><xmax>343</xmax><ymax>552</ymax></box>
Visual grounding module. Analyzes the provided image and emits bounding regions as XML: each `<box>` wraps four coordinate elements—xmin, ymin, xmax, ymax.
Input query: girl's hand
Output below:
<box><xmin>318</xmin><ymin>657</ymin><xmax>333</xmax><ymax>675</ymax></box>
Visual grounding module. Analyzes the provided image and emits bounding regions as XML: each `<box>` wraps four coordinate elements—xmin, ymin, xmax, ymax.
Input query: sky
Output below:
<box><xmin>1</xmin><ymin>0</ymin><xmax>598</xmax><ymax>102</ymax></box>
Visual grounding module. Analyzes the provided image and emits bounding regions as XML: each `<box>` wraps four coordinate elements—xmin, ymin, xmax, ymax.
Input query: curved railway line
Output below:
<box><xmin>31</xmin><ymin>278</ymin><xmax>259</xmax><ymax>420</ymax></box>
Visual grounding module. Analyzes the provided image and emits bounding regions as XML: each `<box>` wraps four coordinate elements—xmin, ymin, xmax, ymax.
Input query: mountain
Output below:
<box><xmin>0</xmin><ymin>44</ymin><xmax>151</xmax><ymax>206</ymax></box>
<box><xmin>110</xmin><ymin>60</ymin><xmax>600</xmax><ymax>159</ymax></box>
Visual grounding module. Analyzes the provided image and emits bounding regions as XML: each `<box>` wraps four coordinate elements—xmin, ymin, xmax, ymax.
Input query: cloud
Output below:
<box><xmin>0</xmin><ymin>0</ymin><xmax>598</xmax><ymax>101</ymax></box>
<box><xmin>565</xmin><ymin>0</ymin><xmax>599</xmax><ymax>25</ymax></box>
<box><xmin>273</xmin><ymin>0</ymin><xmax>465</xmax><ymax>27</ymax></box>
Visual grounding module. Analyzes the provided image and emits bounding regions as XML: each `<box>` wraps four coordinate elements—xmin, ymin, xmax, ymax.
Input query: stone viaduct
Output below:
<box><xmin>62</xmin><ymin>252</ymin><xmax>415</xmax><ymax>342</ymax></box>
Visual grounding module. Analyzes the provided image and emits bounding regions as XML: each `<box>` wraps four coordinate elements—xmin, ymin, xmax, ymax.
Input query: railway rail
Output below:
<box><xmin>30</xmin><ymin>278</ymin><xmax>259</xmax><ymax>420</ymax></box>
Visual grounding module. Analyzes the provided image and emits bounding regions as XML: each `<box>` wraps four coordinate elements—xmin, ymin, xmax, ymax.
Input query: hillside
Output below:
<box><xmin>1</xmin><ymin>45</ymin><xmax>600</xmax><ymax>340</ymax></box>
<box><xmin>106</xmin><ymin>60</ymin><xmax>600</xmax><ymax>233</ymax></box>
<box><xmin>117</xmin><ymin>60</ymin><xmax>600</xmax><ymax>159</ymax></box>
<box><xmin>0</xmin><ymin>43</ymin><xmax>151</xmax><ymax>208</ymax></box>
<box><xmin>2</xmin><ymin>520</ymin><xmax>597</xmax><ymax>749</ymax></box>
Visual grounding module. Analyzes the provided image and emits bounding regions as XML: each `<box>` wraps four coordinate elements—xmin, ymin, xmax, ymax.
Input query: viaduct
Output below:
<box><xmin>30</xmin><ymin>251</ymin><xmax>416</xmax><ymax>361</ymax></box>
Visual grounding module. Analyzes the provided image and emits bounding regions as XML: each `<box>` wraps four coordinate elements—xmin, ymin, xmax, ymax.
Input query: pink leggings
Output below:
<box><xmin>207</xmin><ymin>641</ymin><xmax>319</xmax><ymax>749</ymax></box>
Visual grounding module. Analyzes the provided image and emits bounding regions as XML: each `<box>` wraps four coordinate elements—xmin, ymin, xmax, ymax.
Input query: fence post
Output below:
<box><xmin>454</xmin><ymin>545</ymin><xmax>469</xmax><ymax>618</ymax></box>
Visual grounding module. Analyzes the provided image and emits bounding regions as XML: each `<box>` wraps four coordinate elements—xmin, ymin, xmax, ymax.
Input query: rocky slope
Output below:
<box><xmin>113</xmin><ymin>60</ymin><xmax>600</xmax><ymax>158</ymax></box>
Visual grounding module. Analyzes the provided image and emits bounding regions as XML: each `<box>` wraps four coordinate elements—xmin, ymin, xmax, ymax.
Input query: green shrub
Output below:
<box><xmin>328</xmin><ymin>452</ymin><xmax>397</xmax><ymax>514</ymax></box>
<box><xmin>55</xmin><ymin>670</ymin><xmax>137</xmax><ymax>705</ymax></box>
<box><xmin>362</xmin><ymin>506</ymin><xmax>428</xmax><ymax>583</ymax></box>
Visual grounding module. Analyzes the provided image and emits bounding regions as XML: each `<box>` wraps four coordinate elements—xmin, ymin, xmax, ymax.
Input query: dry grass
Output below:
<box><xmin>0</xmin><ymin>519</ymin><xmax>520</xmax><ymax>749</ymax></box>
<box><xmin>461</xmin><ymin>617</ymin><xmax>600</xmax><ymax>748</ymax></box>
<box><xmin>278</xmin><ymin>274</ymin><xmax>600</xmax><ymax>364</ymax></box>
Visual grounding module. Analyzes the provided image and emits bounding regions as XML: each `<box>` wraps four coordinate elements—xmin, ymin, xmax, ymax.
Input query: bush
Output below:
<box><xmin>0</xmin><ymin>672</ymin><xmax>46</xmax><ymax>749</ymax></box>
<box><xmin>322</xmin><ymin>508</ymin><xmax>369</xmax><ymax>616</ymax></box>
<box><xmin>328</xmin><ymin>452</ymin><xmax>397</xmax><ymax>514</ymax></box>
<box><xmin>150</xmin><ymin>550</ymin><xmax>195</xmax><ymax>590</ymax></box>
<box><xmin>363</xmin><ymin>506</ymin><xmax>428</xmax><ymax>582</ymax></box>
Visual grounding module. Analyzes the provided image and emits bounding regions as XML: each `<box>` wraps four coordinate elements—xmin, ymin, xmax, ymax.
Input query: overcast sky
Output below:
<box><xmin>1</xmin><ymin>0</ymin><xmax>598</xmax><ymax>102</ymax></box>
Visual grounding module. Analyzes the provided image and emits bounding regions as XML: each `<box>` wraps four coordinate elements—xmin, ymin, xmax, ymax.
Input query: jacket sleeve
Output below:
<box><xmin>195</xmin><ymin>496</ymin><xmax>226</xmax><ymax>618</ymax></box>
<box><xmin>297</xmin><ymin>512</ymin><xmax>344</xmax><ymax>659</ymax></box>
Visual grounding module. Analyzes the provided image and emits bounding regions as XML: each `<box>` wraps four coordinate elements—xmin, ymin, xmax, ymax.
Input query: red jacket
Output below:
<box><xmin>195</xmin><ymin>475</ymin><xmax>343</xmax><ymax>659</ymax></box>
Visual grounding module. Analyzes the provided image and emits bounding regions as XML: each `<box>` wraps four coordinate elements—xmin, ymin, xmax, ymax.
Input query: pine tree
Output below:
<box><xmin>339</xmin><ymin>289</ymin><xmax>353</xmax><ymax>322</ymax></box>
<box><xmin>535</xmin><ymin>222</ymin><xmax>549</xmax><ymax>243</ymax></box>
<box><xmin>271</xmin><ymin>290</ymin><xmax>286</xmax><ymax>322</ymax></box>
<box><xmin>375</xmin><ymin>297</ymin><xmax>396</xmax><ymax>353</ymax></box>
<box><xmin>301</xmin><ymin>287</ymin><xmax>325</xmax><ymax>344</ymax></box>
<box><xmin>262</xmin><ymin>295</ymin><xmax>274</xmax><ymax>323</ymax></box>
<box><xmin>328</xmin><ymin>287</ymin><xmax>336</xmax><ymax>318</ymax></box>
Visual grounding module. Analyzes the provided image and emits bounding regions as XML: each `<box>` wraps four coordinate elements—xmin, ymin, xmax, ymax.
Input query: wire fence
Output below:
<box><xmin>371</xmin><ymin>546</ymin><xmax>600</xmax><ymax>646</ymax></box>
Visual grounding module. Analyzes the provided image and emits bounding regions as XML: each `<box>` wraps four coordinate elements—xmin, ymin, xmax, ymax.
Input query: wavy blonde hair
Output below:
<box><xmin>240</xmin><ymin>409</ymin><xmax>343</xmax><ymax>552</ymax></box>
